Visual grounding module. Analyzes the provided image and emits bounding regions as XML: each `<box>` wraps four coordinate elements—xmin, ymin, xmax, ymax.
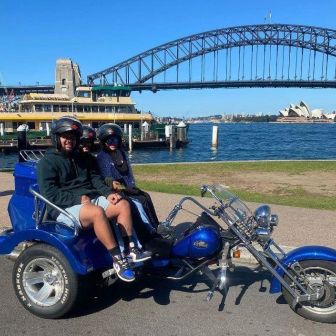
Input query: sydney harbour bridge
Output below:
<box><xmin>2</xmin><ymin>23</ymin><xmax>336</xmax><ymax>100</ymax></box>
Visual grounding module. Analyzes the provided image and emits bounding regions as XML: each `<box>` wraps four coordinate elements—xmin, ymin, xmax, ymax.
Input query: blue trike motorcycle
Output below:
<box><xmin>1</xmin><ymin>151</ymin><xmax>336</xmax><ymax>322</ymax></box>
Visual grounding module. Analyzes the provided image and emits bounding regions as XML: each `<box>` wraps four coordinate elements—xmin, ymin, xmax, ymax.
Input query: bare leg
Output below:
<box><xmin>79</xmin><ymin>203</ymin><xmax>117</xmax><ymax>250</ymax></box>
<box><xmin>105</xmin><ymin>199</ymin><xmax>133</xmax><ymax>236</ymax></box>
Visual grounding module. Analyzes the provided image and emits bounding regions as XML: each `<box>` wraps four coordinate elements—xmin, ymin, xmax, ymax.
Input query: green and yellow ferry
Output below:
<box><xmin>0</xmin><ymin>85</ymin><xmax>153</xmax><ymax>132</ymax></box>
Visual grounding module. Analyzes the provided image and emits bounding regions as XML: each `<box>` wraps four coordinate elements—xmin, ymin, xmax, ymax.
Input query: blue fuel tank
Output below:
<box><xmin>171</xmin><ymin>225</ymin><xmax>222</xmax><ymax>259</ymax></box>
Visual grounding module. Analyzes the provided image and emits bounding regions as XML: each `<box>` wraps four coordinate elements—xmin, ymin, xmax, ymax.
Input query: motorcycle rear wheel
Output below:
<box><xmin>282</xmin><ymin>260</ymin><xmax>336</xmax><ymax>323</ymax></box>
<box><xmin>12</xmin><ymin>243</ymin><xmax>79</xmax><ymax>319</ymax></box>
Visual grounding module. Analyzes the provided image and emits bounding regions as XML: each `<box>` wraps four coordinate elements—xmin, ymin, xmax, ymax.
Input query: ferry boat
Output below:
<box><xmin>0</xmin><ymin>85</ymin><xmax>153</xmax><ymax>132</ymax></box>
<box><xmin>0</xmin><ymin>59</ymin><xmax>189</xmax><ymax>152</ymax></box>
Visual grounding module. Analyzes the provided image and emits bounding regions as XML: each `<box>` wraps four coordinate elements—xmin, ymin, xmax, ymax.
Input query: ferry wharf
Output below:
<box><xmin>1</xmin><ymin>171</ymin><xmax>335</xmax><ymax>259</ymax></box>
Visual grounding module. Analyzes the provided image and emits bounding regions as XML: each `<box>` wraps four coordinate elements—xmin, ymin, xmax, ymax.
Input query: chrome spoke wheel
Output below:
<box><xmin>282</xmin><ymin>260</ymin><xmax>336</xmax><ymax>323</ymax></box>
<box><xmin>22</xmin><ymin>257</ymin><xmax>65</xmax><ymax>307</ymax></box>
<box><xmin>300</xmin><ymin>266</ymin><xmax>336</xmax><ymax>314</ymax></box>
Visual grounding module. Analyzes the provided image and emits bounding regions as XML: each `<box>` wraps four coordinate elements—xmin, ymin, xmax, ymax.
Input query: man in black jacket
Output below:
<box><xmin>37</xmin><ymin>117</ymin><xmax>150</xmax><ymax>282</ymax></box>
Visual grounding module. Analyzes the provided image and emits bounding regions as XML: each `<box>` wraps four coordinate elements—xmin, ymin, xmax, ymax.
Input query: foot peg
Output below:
<box><xmin>157</xmin><ymin>224</ymin><xmax>175</xmax><ymax>238</ymax></box>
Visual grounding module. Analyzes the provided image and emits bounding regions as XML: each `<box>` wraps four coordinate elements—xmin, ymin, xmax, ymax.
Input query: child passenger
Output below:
<box><xmin>79</xmin><ymin>125</ymin><xmax>96</xmax><ymax>153</ymax></box>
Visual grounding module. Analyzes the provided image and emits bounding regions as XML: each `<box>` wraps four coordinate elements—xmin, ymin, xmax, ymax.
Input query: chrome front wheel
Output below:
<box><xmin>282</xmin><ymin>260</ymin><xmax>336</xmax><ymax>323</ymax></box>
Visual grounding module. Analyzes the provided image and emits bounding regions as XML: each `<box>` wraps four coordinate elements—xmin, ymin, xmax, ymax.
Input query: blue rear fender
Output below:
<box><xmin>0</xmin><ymin>225</ymin><xmax>112</xmax><ymax>275</ymax></box>
<box><xmin>270</xmin><ymin>245</ymin><xmax>336</xmax><ymax>294</ymax></box>
<box><xmin>4</xmin><ymin>162</ymin><xmax>113</xmax><ymax>274</ymax></box>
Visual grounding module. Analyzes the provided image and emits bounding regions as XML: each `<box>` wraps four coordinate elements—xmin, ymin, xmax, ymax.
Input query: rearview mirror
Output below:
<box><xmin>200</xmin><ymin>185</ymin><xmax>207</xmax><ymax>197</ymax></box>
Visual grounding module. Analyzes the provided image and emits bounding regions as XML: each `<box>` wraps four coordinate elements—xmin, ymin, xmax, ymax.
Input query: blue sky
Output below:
<box><xmin>1</xmin><ymin>0</ymin><xmax>336</xmax><ymax>117</ymax></box>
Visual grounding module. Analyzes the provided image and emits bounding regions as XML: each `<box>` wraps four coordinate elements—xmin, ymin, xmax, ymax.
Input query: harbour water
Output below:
<box><xmin>1</xmin><ymin>122</ymin><xmax>336</xmax><ymax>169</ymax></box>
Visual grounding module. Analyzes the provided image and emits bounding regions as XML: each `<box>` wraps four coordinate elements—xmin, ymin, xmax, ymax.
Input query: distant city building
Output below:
<box><xmin>278</xmin><ymin>101</ymin><xmax>335</xmax><ymax>122</ymax></box>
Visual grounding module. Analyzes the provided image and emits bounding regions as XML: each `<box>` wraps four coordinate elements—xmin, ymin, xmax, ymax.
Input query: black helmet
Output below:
<box><xmin>51</xmin><ymin>116</ymin><xmax>83</xmax><ymax>150</ymax></box>
<box><xmin>97</xmin><ymin>123</ymin><xmax>123</xmax><ymax>142</ymax></box>
<box><xmin>81</xmin><ymin>125</ymin><xmax>96</xmax><ymax>142</ymax></box>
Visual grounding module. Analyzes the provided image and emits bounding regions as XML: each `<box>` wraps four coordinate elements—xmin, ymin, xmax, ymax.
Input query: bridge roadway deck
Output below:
<box><xmin>1</xmin><ymin>171</ymin><xmax>335</xmax><ymax>249</ymax></box>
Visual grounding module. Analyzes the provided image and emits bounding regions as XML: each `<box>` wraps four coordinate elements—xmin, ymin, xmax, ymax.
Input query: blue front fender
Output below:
<box><xmin>0</xmin><ymin>229</ymin><xmax>90</xmax><ymax>275</ymax></box>
<box><xmin>270</xmin><ymin>245</ymin><xmax>336</xmax><ymax>294</ymax></box>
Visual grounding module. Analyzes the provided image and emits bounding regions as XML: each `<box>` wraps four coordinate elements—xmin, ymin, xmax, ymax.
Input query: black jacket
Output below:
<box><xmin>37</xmin><ymin>149</ymin><xmax>113</xmax><ymax>218</ymax></box>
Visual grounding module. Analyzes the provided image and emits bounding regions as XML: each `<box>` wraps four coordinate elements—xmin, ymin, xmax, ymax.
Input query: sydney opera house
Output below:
<box><xmin>277</xmin><ymin>101</ymin><xmax>336</xmax><ymax>122</ymax></box>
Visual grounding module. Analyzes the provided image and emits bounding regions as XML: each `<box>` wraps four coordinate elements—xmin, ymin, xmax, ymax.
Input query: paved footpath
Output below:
<box><xmin>1</xmin><ymin>171</ymin><xmax>335</xmax><ymax>249</ymax></box>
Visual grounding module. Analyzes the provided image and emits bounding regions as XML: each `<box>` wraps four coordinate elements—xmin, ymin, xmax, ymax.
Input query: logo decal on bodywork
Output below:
<box><xmin>193</xmin><ymin>240</ymin><xmax>208</xmax><ymax>248</ymax></box>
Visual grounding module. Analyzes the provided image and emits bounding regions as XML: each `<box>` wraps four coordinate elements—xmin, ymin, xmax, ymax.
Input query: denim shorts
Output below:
<box><xmin>56</xmin><ymin>196</ymin><xmax>110</xmax><ymax>228</ymax></box>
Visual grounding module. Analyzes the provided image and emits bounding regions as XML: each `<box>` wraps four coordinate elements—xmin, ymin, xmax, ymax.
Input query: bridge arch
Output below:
<box><xmin>88</xmin><ymin>24</ymin><xmax>336</xmax><ymax>90</ymax></box>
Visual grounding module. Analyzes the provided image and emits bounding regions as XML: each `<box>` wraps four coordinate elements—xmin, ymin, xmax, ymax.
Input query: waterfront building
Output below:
<box><xmin>0</xmin><ymin>59</ymin><xmax>153</xmax><ymax>132</ymax></box>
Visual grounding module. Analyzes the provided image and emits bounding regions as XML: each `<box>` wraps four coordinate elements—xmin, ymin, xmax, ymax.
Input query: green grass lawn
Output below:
<box><xmin>134</xmin><ymin>160</ymin><xmax>336</xmax><ymax>174</ymax></box>
<box><xmin>133</xmin><ymin>161</ymin><xmax>336</xmax><ymax>210</ymax></box>
<box><xmin>2</xmin><ymin>160</ymin><xmax>336</xmax><ymax>210</ymax></box>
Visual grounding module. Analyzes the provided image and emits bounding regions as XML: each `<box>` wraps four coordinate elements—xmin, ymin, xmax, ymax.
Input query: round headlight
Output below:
<box><xmin>270</xmin><ymin>214</ymin><xmax>278</xmax><ymax>227</ymax></box>
<box><xmin>254</xmin><ymin>205</ymin><xmax>271</xmax><ymax>227</ymax></box>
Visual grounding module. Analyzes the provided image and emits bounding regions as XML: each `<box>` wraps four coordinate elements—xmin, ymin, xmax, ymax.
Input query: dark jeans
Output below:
<box><xmin>122</xmin><ymin>188</ymin><xmax>160</xmax><ymax>228</ymax></box>
<box><xmin>122</xmin><ymin>190</ymin><xmax>173</xmax><ymax>258</ymax></box>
